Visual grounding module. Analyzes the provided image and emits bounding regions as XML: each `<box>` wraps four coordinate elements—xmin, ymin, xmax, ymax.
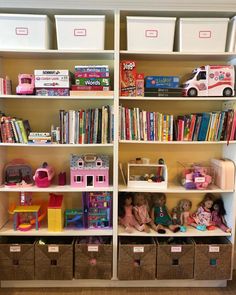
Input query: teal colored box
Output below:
<box><xmin>145</xmin><ymin>76</ymin><xmax>179</xmax><ymax>88</ymax></box>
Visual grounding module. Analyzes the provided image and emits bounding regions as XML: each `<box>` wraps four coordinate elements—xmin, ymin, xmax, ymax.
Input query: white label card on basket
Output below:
<box><xmin>133</xmin><ymin>247</ymin><xmax>144</xmax><ymax>253</ymax></box>
<box><xmin>88</xmin><ymin>245</ymin><xmax>99</xmax><ymax>252</ymax></box>
<box><xmin>145</xmin><ymin>30</ymin><xmax>158</xmax><ymax>38</ymax></box>
<box><xmin>48</xmin><ymin>246</ymin><xmax>59</xmax><ymax>253</ymax></box>
<box><xmin>10</xmin><ymin>246</ymin><xmax>21</xmax><ymax>252</ymax></box>
<box><xmin>15</xmin><ymin>27</ymin><xmax>28</xmax><ymax>35</ymax></box>
<box><xmin>209</xmin><ymin>246</ymin><xmax>220</xmax><ymax>253</ymax></box>
<box><xmin>171</xmin><ymin>246</ymin><xmax>182</xmax><ymax>253</ymax></box>
<box><xmin>74</xmin><ymin>29</ymin><xmax>86</xmax><ymax>36</ymax></box>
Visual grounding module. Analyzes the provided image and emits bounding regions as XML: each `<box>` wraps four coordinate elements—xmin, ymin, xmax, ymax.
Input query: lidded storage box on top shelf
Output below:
<box><xmin>0</xmin><ymin>14</ymin><xmax>52</xmax><ymax>50</ymax></box>
<box><xmin>176</xmin><ymin>18</ymin><xmax>229</xmax><ymax>52</ymax></box>
<box><xmin>226</xmin><ymin>16</ymin><xmax>236</xmax><ymax>52</ymax></box>
<box><xmin>55</xmin><ymin>15</ymin><xmax>105</xmax><ymax>50</ymax></box>
<box><xmin>127</xmin><ymin>16</ymin><xmax>176</xmax><ymax>51</ymax></box>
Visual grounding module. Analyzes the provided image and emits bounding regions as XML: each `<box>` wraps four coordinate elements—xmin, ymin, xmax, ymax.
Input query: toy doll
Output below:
<box><xmin>212</xmin><ymin>198</ymin><xmax>231</xmax><ymax>233</ymax></box>
<box><xmin>151</xmin><ymin>193</ymin><xmax>180</xmax><ymax>234</ymax></box>
<box><xmin>176</xmin><ymin>199</ymin><xmax>192</xmax><ymax>232</ymax></box>
<box><xmin>118</xmin><ymin>193</ymin><xmax>145</xmax><ymax>233</ymax></box>
<box><xmin>189</xmin><ymin>193</ymin><xmax>215</xmax><ymax>231</ymax></box>
<box><xmin>133</xmin><ymin>193</ymin><xmax>158</xmax><ymax>233</ymax></box>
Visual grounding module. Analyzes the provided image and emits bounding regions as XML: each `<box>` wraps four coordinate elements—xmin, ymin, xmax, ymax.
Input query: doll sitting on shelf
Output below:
<box><xmin>133</xmin><ymin>193</ymin><xmax>159</xmax><ymax>233</ymax></box>
<box><xmin>173</xmin><ymin>199</ymin><xmax>192</xmax><ymax>232</ymax></box>
<box><xmin>189</xmin><ymin>193</ymin><xmax>216</xmax><ymax>231</ymax></box>
<box><xmin>211</xmin><ymin>197</ymin><xmax>231</xmax><ymax>233</ymax></box>
<box><xmin>151</xmin><ymin>193</ymin><xmax>180</xmax><ymax>234</ymax></box>
<box><xmin>118</xmin><ymin>193</ymin><xmax>145</xmax><ymax>233</ymax></box>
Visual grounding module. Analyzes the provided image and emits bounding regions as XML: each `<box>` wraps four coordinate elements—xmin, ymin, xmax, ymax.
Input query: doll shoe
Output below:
<box><xmin>157</xmin><ymin>228</ymin><xmax>166</xmax><ymax>234</ymax></box>
<box><xmin>180</xmin><ymin>226</ymin><xmax>187</xmax><ymax>232</ymax></box>
<box><xmin>196</xmin><ymin>225</ymin><xmax>206</xmax><ymax>231</ymax></box>
<box><xmin>173</xmin><ymin>226</ymin><xmax>180</xmax><ymax>233</ymax></box>
<box><xmin>207</xmin><ymin>225</ymin><xmax>216</xmax><ymax>230</ymax></box>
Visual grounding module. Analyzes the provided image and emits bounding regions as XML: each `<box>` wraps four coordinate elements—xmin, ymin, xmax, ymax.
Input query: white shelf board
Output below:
<box><xmin>119</xmin><ymin>140</ymin><xmax>236</xmax><ymax>145</ymax></box>
<box><xmin>0</xmin><ymin>143</ymin><xmax>113</xmax><ymax>148</ymax></box>
<box><xmin>0</xmin><ymin>94</ymin><xmax>114</xmax><ymax>100</ymax></box>
<box><xmin>119</xmin><ymin>96</ymin><xmax>236</xmax><ymax>101</ymax></box>
<box><xmin>118</xmin><ymin>225</ymin><xmax>231</xmax><ymax>237</ymax></box>
<box><xmin>0</xmin><ymin>279</ymin><xmax>227</xmax><ymax>288</ymax></box>
<box><xmin>120</xmin><ymin>50</ymin><xmax>236</xmax><ymax>61</ymax></box>
<box><xmin>0</xmin><ymin>49</ymin><xmax>114</xmax><ymax>60</ymax></box>
<box><xmin>0</xmin><ymin>185</ymin><xmax>114</xmax><ymax>192</ymax></box>
<box><xmin>0</xmin><ymin>222</ymin><xmax>113</xmax><ymax>236</ymax></box>
<box><xmin>119</xmin><ymin>184</ymin><xmax>234</xmax><ymax>193</ymax></box>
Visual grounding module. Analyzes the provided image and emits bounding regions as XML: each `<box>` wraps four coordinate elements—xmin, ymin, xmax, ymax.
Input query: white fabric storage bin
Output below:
<box><xmin>127</xmin><ymin>16</ymin><xmax>176</xmax><ymax>52</ymax></box>
<box><xmin>0</xmin><ymin>14</ymin><xmax>52</xmax><ymax>50</ymax></box>
<box><xmin>226</xmin><ymin>16</ymin><xmax>236</xmax><ymax>52</ymax></box>
<box><xmin>55</xmin><ymin>15</ymin><xmax>105</xmax><ymax>50</ymax></box>
<box><xmin>176</xmin><ymin>18</ymin><xmax>229</xmax><ymax>52</ymax></box>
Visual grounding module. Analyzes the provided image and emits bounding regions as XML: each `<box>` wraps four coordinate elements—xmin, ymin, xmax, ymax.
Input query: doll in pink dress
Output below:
<box><xmin>212</xmin><ymin>198</ymin><xmax>231</xmax><ymax>233</ymax></box>
<box><xmin>189</xmin><ymin>193</ymin><xmax>215</xmax><ymax>231</ymax></box>
<box><xmin>133</xmin><ymin>193</ymin><xmax>158</xmax><ymax>233</ymax></box>
<box><xmin>118</xmin><ymin>193</ymin><xmax>144</xmax><ymax>233</ymax></box>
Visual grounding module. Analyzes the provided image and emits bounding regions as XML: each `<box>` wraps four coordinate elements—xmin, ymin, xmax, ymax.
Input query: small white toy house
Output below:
<box><xmin>70</xmin><ymin>154</ymin><xmax>109</xmax><ymax>188</ymax></box>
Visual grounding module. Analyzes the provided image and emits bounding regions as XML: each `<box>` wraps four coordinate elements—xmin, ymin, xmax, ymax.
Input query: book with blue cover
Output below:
<box><xmin>197</xmin><ymin>112</ymin><xmax>211</xmax><ymax>141</ymax></box>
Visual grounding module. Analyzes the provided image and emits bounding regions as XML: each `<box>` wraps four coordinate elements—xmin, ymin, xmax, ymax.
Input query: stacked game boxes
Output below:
<box><xmin>34</xmin><ymin>70</ymin><xmax>72</xmax><ymax>96</ymax></box>
<box><xmin>71</xmin><ymin>65</ymin><xmax>110</xmax><ymax>92</ymax></box>
<box><xmin>144</xmin><ymin>76</ymin><xmax>182</xmax><ymax>97</ymax></box>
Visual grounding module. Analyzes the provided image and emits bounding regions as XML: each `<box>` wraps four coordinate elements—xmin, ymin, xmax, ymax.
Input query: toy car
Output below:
<box><xmin>16</xmin><ymin>74</ymin><xmax>35</xmax><ymax>95</ymax></box>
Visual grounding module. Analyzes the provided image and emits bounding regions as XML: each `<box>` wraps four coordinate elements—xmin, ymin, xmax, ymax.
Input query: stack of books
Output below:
<box><xmin>0</xmin><ymin>76</ymin><xmax>12</xmax><ymax>95</ymax></box>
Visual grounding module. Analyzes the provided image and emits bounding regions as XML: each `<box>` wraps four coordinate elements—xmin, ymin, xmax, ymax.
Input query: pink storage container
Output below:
<box><xmin>211</xmin><ymin>159</ymin><xmax>235</xmax><ymax>190</ymax></box>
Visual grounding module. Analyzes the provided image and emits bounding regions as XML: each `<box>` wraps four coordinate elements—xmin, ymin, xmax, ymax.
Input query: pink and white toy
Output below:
<box><xmin>16</xmin><ymin>74</ymin><xmax>35</xmax><ymax>95</ymax></box>
<box><xmin>33</xmin><ymin>162</ymin><xmax>55</xmax><ymax>188</ymax></box>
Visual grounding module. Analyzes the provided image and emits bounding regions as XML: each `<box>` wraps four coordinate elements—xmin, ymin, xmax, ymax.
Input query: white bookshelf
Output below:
<box><xmin>0</xmin><ymin>0</ymin><xmax>236</xmax><ymax>289</ymax></box>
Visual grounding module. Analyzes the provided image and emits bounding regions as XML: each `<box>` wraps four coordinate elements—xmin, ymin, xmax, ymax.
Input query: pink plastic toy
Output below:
<box><xmin>33</xmin><ymin>162</ymin><xmax>55</xmax><ymax>188</ymax></box>
<box><xmin>16</xmin><ymin>74</ymin><xmax>35</xmax><ymax>95</ymax></box>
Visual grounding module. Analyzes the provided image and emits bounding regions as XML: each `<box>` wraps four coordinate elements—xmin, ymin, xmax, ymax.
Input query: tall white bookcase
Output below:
<box><xmin>0</xmin><ymin>0</ymin><xmax>236</xmax><ymax>288</ymax></box>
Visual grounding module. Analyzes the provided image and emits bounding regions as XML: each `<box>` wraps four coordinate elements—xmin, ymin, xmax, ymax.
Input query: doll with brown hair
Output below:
<box><xmin>211</xmin><ymin>197</ymin><xmax>231</xmax><ymax>233</ymax></box>
<box><xmin>133</xmin><ymin>192</ymin><xmax>159</xmax><ymax>233</ymax></box>
<box><xmin>118</xmin><ymin>193</ymin><xmax>145</xmax><ymax>233</ymax></box>
<box><xmin>189</xmin><ymin>193</ymin><xmax>215</xmax><ymax>231</ymax></box>
<box><xmin>151</xmin><ymin>193</ymin><xmax>180</xmax><ymax>234</ymax></box>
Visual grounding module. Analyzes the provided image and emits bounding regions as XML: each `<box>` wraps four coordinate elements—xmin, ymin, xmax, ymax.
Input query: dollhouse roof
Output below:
<box><xmin>70</xmin><ymin>154</ymin><xmax>109</xmax><ymax>169</ymax></box>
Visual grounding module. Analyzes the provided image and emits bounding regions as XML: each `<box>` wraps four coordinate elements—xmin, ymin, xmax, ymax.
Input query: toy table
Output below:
<box><xmin>13</xmin><ymin>205</ymin><xmax>41</xmax><ymax>231</ymax></box>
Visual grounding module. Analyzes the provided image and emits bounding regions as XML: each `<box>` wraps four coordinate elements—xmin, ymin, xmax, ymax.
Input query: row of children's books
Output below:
<box><xmin>119</xmin><ymin>106</ymin><xmax>236</xmax><ymax>142</ymax></box>
<box><xmin>0</xmin><ymin>113</ymin><xmax>30</xmax><ymax>144</ymax></box>
<box><xmin>59</xmin><ymin>106</ymin><xmax>114</xmax><ymax>144</ymax></box>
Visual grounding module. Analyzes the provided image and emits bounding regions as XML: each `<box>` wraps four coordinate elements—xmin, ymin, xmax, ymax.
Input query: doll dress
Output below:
<box><xmin>133</xmin><ymin>204</ymin><xmax>152</xmax><ymax>224</ymax></box>
<box><xmin>211</xmin><ymin>210</ymin><xmax>228</xmax><ymax>232</ymax></box>
<box><xmin>154</xmin><ymin>205</ymin><xmax>172</xmax><ymax>226</ymax></box>
<box><xmin>120</xmin><ymin>205</ymin><xmax>143</xmax><ymax>229</ymax></box>
<box><xmin>191</xmin><ymin>206</ymin><xmax>212</xmax><ymax>226</ymax></box>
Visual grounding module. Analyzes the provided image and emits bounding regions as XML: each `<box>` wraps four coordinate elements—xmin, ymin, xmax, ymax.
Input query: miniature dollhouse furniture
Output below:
<box><xmin>13</xmin><ymin>205</ymin><xmax>40</xmax><ymax>231</ymax></box>
<box><xmin>48</xmin><ymin>193</ymin><xmax>64</xmax><ymax>232</ymax></box>
<box><xmin>70</xmin><ymin>154</ymin><xmax>109</xmax><ymax>188</ymax></box>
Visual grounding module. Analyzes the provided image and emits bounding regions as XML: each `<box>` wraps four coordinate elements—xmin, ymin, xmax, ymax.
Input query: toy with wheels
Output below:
<box><xmin>33</xmin><ymin>162</ymin><xmax>55</xmax><ymax>188</ymax></box>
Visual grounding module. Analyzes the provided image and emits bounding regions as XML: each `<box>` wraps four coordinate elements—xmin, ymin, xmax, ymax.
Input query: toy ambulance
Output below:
<box><xmin>183</xmin><ymin>65</ymin><xmax>235</xmax><ymax>97</ymax></box>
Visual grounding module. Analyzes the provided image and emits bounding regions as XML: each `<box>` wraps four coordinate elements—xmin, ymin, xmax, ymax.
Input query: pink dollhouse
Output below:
<box><xmin>70</xmin><ymin>154</ymin><xmax>109</xmax><ymax>188</ymax></box>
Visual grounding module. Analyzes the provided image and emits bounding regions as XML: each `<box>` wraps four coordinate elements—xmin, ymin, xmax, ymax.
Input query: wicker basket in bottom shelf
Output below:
<box><xmin>35</xmin><ymin>237</ymin><xmax>74</xmax><ymax>280</ymax></box>
<box><xmin>74</xmin><ymin>237</ymin><xmax>112</xmax><ymax>279</ymax></box>
<box><xmin>0</xmin><ymin>237</ymin><xmax>35</xmax><ymax>280</ymax></box>
<box><xmin>156</xmin><ymin>238</ymin><xmax>194</xmax><ymax>280</ymax></box>
<box><xmin>118</xmin><ymin>237</ymin><xmax>156</xmax><ymax>280</ymax></box>
<box><xmin>194</xmin><ymin>237</ymin><xmax>232</xmax><ymax>280</ymax></box>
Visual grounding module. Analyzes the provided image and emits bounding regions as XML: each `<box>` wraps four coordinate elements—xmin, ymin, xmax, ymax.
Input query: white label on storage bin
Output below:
<box><xmin>15</xmin><ymin>27</ymin><xmax>28</xmax><ymax>36</ymax></box>
<box><xmin>194</xmin><ymin>177</ymin><xmax>205</xmax><ymax>183</ymax></box>
<box><xmin>199</xmin><ymin>31</ymin><xmax>211</xmax><ymax>39</ymax></box>
<box><xmin>74</xmin><ymin>29</ymin><xmax>86</xmax><ymax>36</ymax></box>
<box><xmin>133</xmin><ymin>247</ymin><xmax>144</xmax><ymax>253</ymax></box>
<box><xmin>48</xmin><ymin>246</ymin><xmax>59</xmax><ymax>253</ymax></box>
<box><xmin>171</xmin><ymin>246</ymin><xmax>182</xmax><ymax>253</ymax></box>
<box><xmin>145</xmin><ymin>30</ymin><xmax>158</xmax><ymax>38</ymax></box>
<box><xmin>209</xmin><ymin>246</ymin><xmax>220</xmax><ymax>253</ymax></box>
<box><xmin>10</xmin><ymin>246</ymin><xmax>21</xmax><ymax>252</ymax></box>
<box><xmin>88</xmin><ymin>245</ymin><xmax>99</xmax><ymax>252</ymax></box>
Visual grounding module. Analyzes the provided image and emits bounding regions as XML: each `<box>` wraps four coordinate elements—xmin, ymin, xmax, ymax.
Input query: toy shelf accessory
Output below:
<box><xmin>16</xmin><ymin>74</ymin><xmax>35</xmax><ymax>95</ymax></box>
<box><xmin>70</xmin><ymin>154</ymin><xmax>109</xmax><ymax>188</ymax></box>
<box><xmin>65</xmin><ymin>209</ymin><xmax>84</xmax><ymax>228</ymax></box>
<box><xmin>127</xmin><ymin>162</ymin><xmax>168</xmax><ymax>189</ymax></box>
<box><xmin>13</xmin><ymin>205</ymin><xmax>40</xmax><ymax>231</ymax></box>
<box><xmin>210</xmin><ymin>158</ymin><xmax>235</xmax><ymax>190</ymax></box>
<box><xmin>182</xmin><ymin>65</ymin><xmax>235</xmax><ymax>97</ymax></box>
<box><xmin>83</xmin><ymin>192</ymin><xmax>112</xmax><ymax>228</ymax></box>
<box><xmin>58</xmin><ymin>172</ymin><xmax>66</xmax><ymax>186</ymax></box>
<box><xmin>33</xmin><ymin>162</ymin><xmax>55</xmax><ymax>188</ymax></box>
<box><xmin>4</xmin><ymin>159</ymin><xmax>34</xmax><ymax>187</ymax></box>
<box><xmin>48</xmin><ymin>193</ymin><xmax>64</xmax><ymax>232</ymax></box>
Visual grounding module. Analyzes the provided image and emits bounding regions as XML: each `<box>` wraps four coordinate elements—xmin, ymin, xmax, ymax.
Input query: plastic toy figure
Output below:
<box><xmin>33</xmin><ymin>162</ymin><xmax>55</xmax><ymax>188</ymax></box>
<box><xmin>151</xmin><ymin>193</ymin><xmax>180</xmax><ymax>234</ymax></box>
<box><xmin>16</xmin><ymin>74</ymin><xmax>35</xmax><ymax>95</ymax></box>
<box><xmin>212</xmin><ymin>198</ymin><xmax>231</xmax><ymax>233</ymax></box>
<box><xmin>174</xmin><ymin>199</ymin><xmax>192</xmax><ymax>232</ymax></box>
<box><xmin>118</xmin><ymin>193</ymin><xmax>144</xmax><ymax>233</ymax></box>
<box><xmin>189</xmin><ymin>193</ymin><xmax>215</xmax><ymax>231</ymax></box>
<box><xmin>133</xmin><ymin>193</ymin><xmax>158</xmax><ymax>233</ymax></box>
